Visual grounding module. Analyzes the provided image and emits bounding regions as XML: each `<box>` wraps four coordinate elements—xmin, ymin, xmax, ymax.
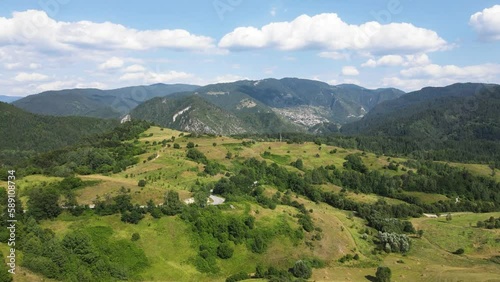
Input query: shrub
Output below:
<box><xmin>131</xmin><ymin>233</ymin><xmax>140</xmax><ymax>241</ymax></box>
<box><xmin>453</xmin><ymin>248</ymin><xmax>465</xmax><ymax>255</ymax></box>
<box><xmin>292</xmin><ymin>260</ymin><xmax>312</xmax><ymax>279</ymax></box>
<box><xmin>186</xmin><ymin>142</ymin><xmax>195</xmax><ymax>148</ymax></box>
<box><xmin>138</xmin><ymin>179</ymin><xmax>146</xmax><ymax>187</ymax></box>
<box><xmin>225</xmin><ymin>272</ymin><xmax>249</xmax><ymax>282</ymax></box>
<box><xmin>173</xmin><ymin>143</ymin><xmax>180</xmax><ymax>149</ymax></box>
<box><xmin>217</xmin><ymin>243</ymin><xmax>234</xmax><ymax>259</ymax></box>
<box><xmin>376</xmin><ymin>266</ymin><xmax>391</xmax><ymax>282</ymax></box>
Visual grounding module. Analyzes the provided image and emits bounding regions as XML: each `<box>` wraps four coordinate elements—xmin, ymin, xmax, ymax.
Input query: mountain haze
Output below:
<box><xmin>0</xmin><ymin>95</ymin><xmax>22</xmax><ymax>103</ymax></box>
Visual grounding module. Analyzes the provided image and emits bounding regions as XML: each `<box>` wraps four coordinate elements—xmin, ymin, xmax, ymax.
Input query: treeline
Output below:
<box><xmin>15</xmin><ymin>120</ymin><xmax>152</xmax><ymax>177</ymax></box>
<box><xmin>211</xmin><ymin>157</ymin><xmax>422</xmax><ymax>221</ymax></box>
<box><xmin>231</xmin><ymin>132</ymin><xmax>500</xmax><ymax>168</ymax></box>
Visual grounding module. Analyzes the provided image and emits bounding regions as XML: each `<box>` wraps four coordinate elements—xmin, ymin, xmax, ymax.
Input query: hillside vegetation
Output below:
<box><xmin>2</xmin><ymin>125</ymin><xmax>500</xmax><ymax>281</ymax></box>
<box><xmin>0</xmin><ymin>102</ymin><xmax>118</xmax><ymax>166</ymax></box>
<box><xmin>13</xmin><ymin>84</ymin><xmax>199</xmax><ymax>118</ymax></box>
<box><xmin>341</xmin><ymin>83</ymin><xmax>500</xmax><ymax>165</ymax></box>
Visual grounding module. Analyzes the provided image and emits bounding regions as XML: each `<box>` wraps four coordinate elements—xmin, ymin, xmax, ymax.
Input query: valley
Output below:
<box><xmin>1</xmin><ymin>125</ymin><xmax>499</xmax><ymax>281</ymax></box>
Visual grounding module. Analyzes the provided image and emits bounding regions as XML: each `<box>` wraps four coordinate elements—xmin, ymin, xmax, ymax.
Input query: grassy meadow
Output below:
<box><xmin>2</xmin><ymin>126</ymin><xmax>500</xmax><ymax>281</ymax></box>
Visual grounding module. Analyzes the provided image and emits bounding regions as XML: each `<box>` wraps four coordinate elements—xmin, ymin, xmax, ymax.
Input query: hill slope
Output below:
<box><xmin>341</xmin><ymin>83</ymin><xmax>500</xmax><ymax>163</ymax></box>
<box><xmin>0</xmin><ymin>102</ymin><xmax>118</xmax><ymax>165</ymax></box>
<box><xmin>133</xmin><ymin>78</ymin><xmax>404</xmax><ymax>135</ymax></box>
<box><xmin>131</xmin><ymin>95</ymin><xmax>302</xmax><ymax>135</ymax></box>
<box><xmin>12</xmin><ymin>83</ymin><xmax>199</xmax><ymax>118</ymax></box>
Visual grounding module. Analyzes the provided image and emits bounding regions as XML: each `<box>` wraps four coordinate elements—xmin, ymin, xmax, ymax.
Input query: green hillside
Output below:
<box><xmin>340</xmin><ymin>83</ymin><xmax>500</xmax><ymax>165</ymax></box>
<box><xmin>12</xmin><ymin>84</ymin><xmax>199</xmax><ymax>118</ymax></box>
<box><xmin>2</xmin><ymin>125</ymin><xmax>499</xmax><ymax>281</ymax></box>
<box><xmin>0</xmin><ymin>102</ymin><xmax>118</xmax><ymax>166</ymax></box>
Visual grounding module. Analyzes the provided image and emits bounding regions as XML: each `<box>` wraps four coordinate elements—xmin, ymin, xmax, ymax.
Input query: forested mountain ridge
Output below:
<box><xmin>132</xmin><ymin>78</ymin><xmax>404</xmax><ymax>135</ymax></box>
<box><xmin>12</xmin><ymin>83</ymin><xmax>200</xmax><ymax>118</ymax></box>
<box><xmin>340</xmin><ymin>83</ymin><xmax>500</xmax><ymax>165</ymax></box>
<box><xmin>0</xmin><ymin>102</ymin><xmax>119</xmax><ymax>166</ymax></box>
<box><xmin>131</xmin><ymin>94</ymin><xmax>303</xmax><ymax>135</ymax></box>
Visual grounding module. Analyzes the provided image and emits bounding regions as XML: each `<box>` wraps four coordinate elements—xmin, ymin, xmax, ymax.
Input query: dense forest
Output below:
<box><xmin>0</xmin><ymin>102</ymin><xmax>118</xmax><ymax>167</ymax></box>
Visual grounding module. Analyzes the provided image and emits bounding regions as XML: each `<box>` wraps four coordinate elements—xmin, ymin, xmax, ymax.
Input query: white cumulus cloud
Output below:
<box><xmin>470</xmin><ymin>5</ymin><xmax>500</xmax><ymax>41</ymax></box>
<box><xmin>341</xmin><ymin>66</ymin><xmax>359</xmax><ymax>76</ymax></box>
<box><xmin>219</xmin><ymin>13</ymin><xmax>448</xmax><ymax>55</ymax></box>
<box><xmin>400</xmin><ymin>63</ymin><xmax>500</xmax><ymax>79</ymax></box>
<box><xmin>362</xmin><ymin>54</ymin><xmax>430</xmax><ymax>68</ymax></box>
<box><xmin>382</xmin><ymin>63</ymin><xmax>500</xmax><ymax>91</ymax></box>
<box><xmin>0</xmin><ymin>10</ymin><xmax>217</xmax><ymax>52</ymax></box>
<box><xmin>123</xmin><ymin>64</ymin><xmax>146</xmax><ymax>73</ymax></box>
<box><xmin>98</xmin><ymin>57</ymin><xmax>125</xmax><ymax>70</ymax></box>
<box><xmin>14</xmin><ymin>72</ymin><xmax>49</xmax><ymax>82</ymax></box>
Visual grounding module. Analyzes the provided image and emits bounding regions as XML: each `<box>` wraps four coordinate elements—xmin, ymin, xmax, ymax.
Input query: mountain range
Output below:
<box><xmin>2</xmin><ymin>79</ymin><xmax>500</xmax><ymax>165</ymax></box>
<box><xmin>341</xmin><ymin>83</ymin><xmax>500</xmax><ymax>164</ymax></box>
<box><xmin>0</xmin><ymin>95</ymin><xmax>22</xmax><ymax>103</ymax></box>
<box><xmin>131</xmin><ymin>78</ymin><xmax>404</xmax><ymax>134</ymax></box>
<box><xmin>12</xmin><ymin>83</ymin><xmax>199</xmax><ymax>119</ymax></box>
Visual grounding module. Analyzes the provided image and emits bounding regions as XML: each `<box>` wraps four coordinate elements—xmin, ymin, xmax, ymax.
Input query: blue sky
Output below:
<box><xmin>0</xmin><ymin>0</ymin><xmax>499</xmax><ymax>96</ymax></box>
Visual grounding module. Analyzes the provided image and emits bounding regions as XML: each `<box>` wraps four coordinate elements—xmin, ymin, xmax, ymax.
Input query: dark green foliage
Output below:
<box><xmin>20</xmin><ymin>221</ymin><xmax>147</xmax><ymax>281</ymax></box>
<box><xmin>186</xmin><ymin>148</ymin><xmax>208</xmax><ymax>164</ymax></box>
<box><xmin>225</xmin><ymin>272</ymin><xmax>249</xmax><ymax>282</ymax></box>
<box><xmin>378</xmin><ymin>232</ymin><xmax>410</xmax><ymax>253</ymax></box>
<box><xmin>25</xmin><ymin>120</ymin><xmax>150</xmax><ymax>176</ymax></box>
<box><xmin>298</xmin><ymin>213</ymin><xmax>314</xmax><ymax>232</ymax></box>
<box><xmin>478</xmin><ymin>217</ymin><xmax>500</xmax><ymax>229</ymax></box>
<box><xmin>162</xmin><ymin>190</ymin><xmax>184</xmax><ymax>216</ymax></box>
<box><xmin>250</xmin><ymin>233</ymin><xmax>267</xmax><ymax>253</ymax></box>
<box><xmin>453</xmin><ymin>248</ymin><xmax>465</xmax><ymax>255</ymax></box>
<box><xmin>292</xmin><ymin>260</ymin><xmax>312</xmax><ymax>279</ymax></box>
<box><xmin>204</xmin><ymin>161</ymin><xmax>223</xmax><ymax>176</ymax></box>
<box><xmin>27</xmin><ymin>188</ymin><xmax>62</xmax><ymax>220</ymax></box>
<box><xmin>342</xmin><ymin>84</ymin><xmax>500</xmax><ymax>165</ymax></box>
<box><xmin>58</xmin><ymin>176</ymin><xmax>85</xmax><ymax>190</ymax></box>
<box><xmin>368</xmin><ymin>217</ymin><xmax>415</xmax><ymax>234</ymax></box>
<box><xmin>291</xmin><ymin>158</ymin><xmax>304</xmax><ymax>170</ymax></box>
<box><xmin>138</xmin><ymin>179</ymin><xmax>147</xmax><ymax>187</ymax></box>
<box><xmin>0</xmin><ymin>251</ymin><xmax>13</xmax><ymax>281</ymax></box>
<box><xmin>173</xmin><ymin>143</ymin><xmax>181</xmax><ymax>149</ymax></box>
<box><xmin>217</xmin><ymin>243</ymin><xmax>234</xmax><ymax>259</ymax></box>
<box><xmin>121</xmin><ymin>209</ymin><xmax>144</xmax><ymax>224</ymax></box>
<box><xmin>131</xmin><ymin>233</ymin><xmax>140</xmax><ymax>241</ymax></box>
<box><xmin>376</xmin><ymin>266</ymin><xmax>392</xmax><ymax>282</ymax></box>
<box><xmin>343</xmin><ymin>154</ymin><xmax>368</xmax><ymax>173</ymax></box>
<box><xmin>187</xmin><ymin>142</ymin><xmax>195</xmax><ymax>148</ymax></box>
<box><xmin>0</xmin><ymin>102</ymin><xmax>118</xmax><ymax>166</ymax></box>
<box><xmin>339</xmin><ymin>254</ymin><xmax>355</xmax><ymax>263</ymax></box>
